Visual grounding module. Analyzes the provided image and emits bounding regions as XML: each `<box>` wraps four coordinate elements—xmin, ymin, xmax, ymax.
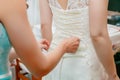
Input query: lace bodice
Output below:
<box><xmin>43</xmin><ymin>1</ymin><xmax>108</xmax><ymax>80</ymax></box>
<box><xmin>48</xmin><ymin>0</ymin><xmax>89</xmax><ymax>10</ymax></box>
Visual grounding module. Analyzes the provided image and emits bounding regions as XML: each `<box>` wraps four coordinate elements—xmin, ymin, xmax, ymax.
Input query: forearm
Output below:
<box><xmin>41</xmin><ymin>24</ymin><xmax>52</xmax><ymax>43</ymax></box>
<box><xmin>89</xmin><ymin>0</ymin><xmax>117</xmax><ymax>77</ymax></box>
<box><xmin>91</xmin><ymin>36</ymin><xmax>117</xmax><ymax>76</ymax></box>
<box><xmin>42</xmin><ymin>42</ymin><xmax>66</xmax><ymax>75</ymax></box>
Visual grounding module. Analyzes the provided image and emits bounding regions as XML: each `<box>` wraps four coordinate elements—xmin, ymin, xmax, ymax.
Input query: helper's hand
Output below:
<box><xmin>39</xmin><ymin>39</ymin><xmax>50</xmax><ymax>50</ymax></box>
<box><xmin>61</xmin><ymin>37</ymin><xmax>80</xmax><ymax>53</ymax></box>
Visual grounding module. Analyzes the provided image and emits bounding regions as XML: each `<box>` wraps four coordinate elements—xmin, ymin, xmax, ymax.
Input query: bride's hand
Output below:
<box><xmin>39</xmin><ymin>39</ymin><xmax>50</xmax><ymax>50</ymax></box>
<box><xmin>114</xmin><ymin>75</ymin><xmax>120</xmax><ymax>80</ymax></box>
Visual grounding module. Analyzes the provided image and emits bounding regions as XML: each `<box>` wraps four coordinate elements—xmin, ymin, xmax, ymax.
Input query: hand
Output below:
<box><xmin>114</xmin><ymin>75</ymin><xmax>120</xmax><ymax>80</ymax></box>
<box><xmin>112</xmin><ymin>43</ymin><xmax>120</xmax><ymax>55</ymax></box>
<box><xmin>115</xmin><ymin>76</ymin><xmax>120</xmax><ymax>80</ymax></box>
<box><xmin>39</xmin><ymin>39</ymin><xmax>50</xmax><ymax>50</ymax></box>
<box><xmin>61</xmin><ymin>37</ymin><xmax>80</xmax><ymax>53</ymax></box>
<box><xmin>108</xmin><ymin>74</ymin><xmax>120</xmax><ymax>80</ymax></box>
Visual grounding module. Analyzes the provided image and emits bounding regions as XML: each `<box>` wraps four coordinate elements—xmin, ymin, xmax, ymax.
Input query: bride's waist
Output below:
<box><xmin>54</xmin><ymin>28</ymin><xmax>89</xmax><ymax>37</ymax></box>
<box><xmin>53</xmin><ymin>31</ymin><xmax>91</xmax><ymax>45</ymax></box>
<box><xmin>51</xmin><ymin>36</ymin><xmax>94</xmax><ymax>57</ymax></box>
<box><xmin>54</xmin><ymin>25</ymin><xmax>89</xmax><ymax>33</ymax></box>
<box><xmin>54</xmin><ymin>22</ymin><xmax>89</xmax><ymax>31</ymax></box>
<box><xmin>54</xmin><ymin>20</ymin><xmax>89</xmax><ymax>27</ymax></box>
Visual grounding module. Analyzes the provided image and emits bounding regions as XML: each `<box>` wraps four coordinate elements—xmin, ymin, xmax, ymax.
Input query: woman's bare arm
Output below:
<box><xmin>39</xmin><ymin>0</ymin><xmax>53</xmax><ymax>43</ymax></box>
<box><xmin>0</xmin><ymin>0</ymin><xmax>79</xmax><ymax>79</ymax></box>
<box><xmin>89</xmin><ymin>0</ymin><xmax>119</xmax><ymax>79</ymax></box>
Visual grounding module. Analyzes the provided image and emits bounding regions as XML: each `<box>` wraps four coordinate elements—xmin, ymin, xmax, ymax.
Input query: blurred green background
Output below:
<box><xmin>108</xmin><ymin>0</ymin><xmax>120</xmax><ymax>78</ymax></box>
<box><xmin>108</xmin><ymin>0</ymin><xmax>120</xmax><ymax>26</ymax></box>
<box><xmin>108</xmin><ymin>0</ymin><xmax>120</xmax><ymax>12</ymax></box>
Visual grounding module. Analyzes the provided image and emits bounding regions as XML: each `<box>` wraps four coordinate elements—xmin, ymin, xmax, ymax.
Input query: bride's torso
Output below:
<box><xmin>48</xmin><ymin>0</ymin><xmax>93</xmax><ymax>52</ymax></box>
<box><xmin>43</xmin><ymin>1</ymin><xmax>108</xmax><ymax>79</ymax></box>
<box><xmin>49</xmin><ymin>0</ymin><xmax>90</xmax><ymax>38</ymax></box>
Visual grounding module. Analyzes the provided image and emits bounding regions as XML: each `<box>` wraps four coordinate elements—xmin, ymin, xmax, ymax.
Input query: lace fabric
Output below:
<box><xmin>48</xmin><ymin>0</ymin><xmax>89</xmax><ymax>10</ymax></box>
<box><xmin>42</xmin><ymin>0</ymin><xmax>108</xmax><ymax>80</ymax></box>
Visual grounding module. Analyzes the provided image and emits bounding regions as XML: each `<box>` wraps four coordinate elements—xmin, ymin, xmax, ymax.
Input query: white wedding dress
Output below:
<box><xmin>43</xmin><ymin>0</ymin><xmax>108</xmax><ymax>80</ymax></box>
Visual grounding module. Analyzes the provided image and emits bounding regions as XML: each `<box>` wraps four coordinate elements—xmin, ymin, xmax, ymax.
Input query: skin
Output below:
<box><xmin>40</xmin><ymin>0</ymin><xmax>53</xmax><ymax>43</ymax></box>
<box><xmin>89</xmin><ymin>0</ymin><xmax>119</xmax><ymax>79</ymax></box>
<box><xmin>40</xmin><ymin>0</ymin><xmax>119</xmax><ymax>79</ymax></box>
<box><xmin>0</xmin><ymin>0</ymin><xmax>80</xmax><ymax>79</ymax></box>
<box><xmin>9</xmin><ymin>39</ymin><xmax>50</xmax><ymax>63</ymax></box>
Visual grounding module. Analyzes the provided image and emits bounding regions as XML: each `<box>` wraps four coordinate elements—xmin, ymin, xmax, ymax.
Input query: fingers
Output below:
<box><xmin>40</xmin><ymin>37</ymin><xmax>80</xmax><ymax>53</ymax></box>
<box><xmin>69</xmin><ymin>46</ymin><xmax>78</xmax><ymax>53</ymax></box>
<box><xmin>71</xmin><ymin>36</ymin><xmax>80</xmax><ymax>41</ymax></box>
<box><xmin>40</xmin><ymin>39</ymin><xmax>50</xmax><ymax>48</ymax></box>
<box><xmin>62</xmin><ymin>36</ymin><xmax>80</xmax><ymax>53</ymax></box>
<box><xmin>71</xmin><ymin>43</ymin><xmax>79</xmax><ymax>53</ymax></box>
<box><xmin>38</xmin><ymin>39</ymin><xmax>50</xmax><ymax>50</ymax></box>
<box><xmin>40</xmin><ymin>44</ymin><xmax>49</xmax><ymax>50</ymax></box>
<box><xmin>70</xmin><ymin>40</ymin><xmax>80</xmax><ymax>53</ymax></box>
